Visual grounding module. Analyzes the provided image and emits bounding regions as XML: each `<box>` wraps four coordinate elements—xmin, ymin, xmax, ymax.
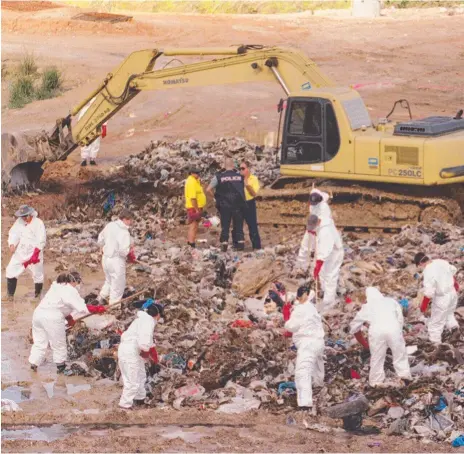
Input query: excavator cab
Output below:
<box><xmin>282</xmin><ymin>97</ymin><xmax>341</xmax><ymax>166</ymax></box>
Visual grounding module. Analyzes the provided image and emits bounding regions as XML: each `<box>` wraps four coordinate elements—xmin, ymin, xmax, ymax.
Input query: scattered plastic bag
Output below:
<box><xmin>452</xmin><ymin>435</ymin><xmax>464</xmax><ymax>447</ymax></box>
<box><xmin>174</xmin><ymin>384</ymin><xmax>205</xmax><ymax>400</ymax></box>
<box><xmin>83</xmin><ymin>314</ymin><xmax>117</xmax><ymax>331</ymax></box>
<box><xmin>434</xmin><ymin>396</ymin><xmax>448</xmax><ymax>412</ymax></box>
<box><xmin>217</xmin><ymin>397</ymin><xmax>261</xmax><ymax>414</ymax></box>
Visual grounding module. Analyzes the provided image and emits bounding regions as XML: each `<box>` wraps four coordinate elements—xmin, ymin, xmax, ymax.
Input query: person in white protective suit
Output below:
<box><xmin>414</xmin><ymin>252</ymin><xmax>460</xmax><ymax>344</ymax></box>
<box><xmin>296</xmin><ymin>189</ymin><xmax>333</xmax><ymax>274</ymax></box>
<box><xmin>6</xmin><ymin>205</ymin><xmax>46</xmax><ymax>300</ymax></box>
<box><xmin>284</xmin><ymin>284</ymin><xmax>325</xmax><ymax>410</ymax></box>
<box><xmin>28</xmin><ymin>272</ymin><xmax>106</xmax><ymax>373</ymax></box>
<box><xmin>78</xmin><ymin>97</ymin><xmax>108</xmax><ymax>166</ymax></box>
<box><xmin>305</xmin><ymin>214</ymin><xmax>344</xmax><ymax>313</ymax></box>
<box><xmin>118</xmin><ymin>300</ymin><xmax>164</xmax><ymax>409</ymax></box>
<box><xmin>97</xmin><ymin>209</ymin><xmax>136</xmax><ymax>305</ymax></box>
<box><xmin>350</xmin><ymin>287</ymin><xmax>412</xmax><ymax>387</ymax></box>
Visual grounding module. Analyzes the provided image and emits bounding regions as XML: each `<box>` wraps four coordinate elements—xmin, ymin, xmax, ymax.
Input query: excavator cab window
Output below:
<box><xmin>282</xmin><ymin>98</ymin><xmax>340</xmax><ymax>165</ymax></box>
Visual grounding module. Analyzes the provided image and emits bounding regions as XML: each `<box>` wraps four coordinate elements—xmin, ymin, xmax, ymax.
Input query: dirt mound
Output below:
<box><xmin>1</xmin><ymin>1</ymin><xmax>62</xmax><ymax>12</ymax></box>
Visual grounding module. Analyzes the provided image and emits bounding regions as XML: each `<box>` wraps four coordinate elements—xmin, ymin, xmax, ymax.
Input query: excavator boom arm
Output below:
<box><xmin>48</xmin><ymin>45</ymin><xmax>333</xmax><ymax>161</ymax></box>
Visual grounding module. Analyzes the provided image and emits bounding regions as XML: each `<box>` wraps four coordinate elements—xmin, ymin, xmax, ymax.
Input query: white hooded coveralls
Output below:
<box><xmin>118</xmin><ymin>311</ymin><xmax>156</xmax><ymax>408</ymax></box>
<box><xmin>296</xmin><ymin>189</ymin><xmax>334</xmax><ymax>271</ymax></box>
<box><xmin>98</xmin><ymin>220</ymin><xmax>131</xmax><ymax>304</ymax></box>
<box><xmin>29</xmin><ymin>282</ymin><xmax>89</xmax><ymax>366</ymax></box>
<box><xmin>350</xmin><ymin>287</ymin><xmax>411</xmax><ymax>386</ymax></box>
<box><xmin>6</xmin><ymin>212</ymin><xmax>46</xmax><ymax>284</ymax></box>
<box><xmin>315</xmin><ymin>223</ymin><xmax>344</xmax><ymax>312</ymax></box>
<box><xmin>284</xmin><ymin>298</ymin><xmax>325</xmax><ymax>407</ymax></box>
<box><xmin>422</xmin><ymin>259</ymin><xmax>458</xmax><ymax>343</ymax></box>
<box><xmin>78</xmin><ymin>98</ymin><xmax>106</xmax><ymax>160</ymax></box>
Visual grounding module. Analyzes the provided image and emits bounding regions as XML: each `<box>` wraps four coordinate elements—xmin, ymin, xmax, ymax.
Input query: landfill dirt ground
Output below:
<box><xmin>1</xmin><ymin>4</ymin><xmax>464</xmax><ymax>453</ymax></box>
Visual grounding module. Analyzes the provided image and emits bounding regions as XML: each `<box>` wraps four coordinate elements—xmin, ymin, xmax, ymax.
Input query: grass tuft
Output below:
<box><xmin>17</xmin><ymin>53</ymin><xmax>38</xmax><ymax>77</ymax></box>
<box><xmin>36</xmin><ymin>67</ymin><xmax>62</xmax><ymax>100</ymax></box>
<box><xmin>9</xmin><ymin>75</ymin><xmax>36</xmax><ymax>109</ymax></box>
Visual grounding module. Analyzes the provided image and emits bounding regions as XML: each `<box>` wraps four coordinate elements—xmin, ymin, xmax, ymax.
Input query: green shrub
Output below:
<box><xmin>18</xmin><ymin>53</ymin><xmax>38</xmax><ymax>77</ymax></box>
<box><xmin>36</xmin><ymin>67</ymin><xmax>62</xmax><ymax>100</ymax></box>
<box><xmin>9</xmin><ymin>75</ymin><xmax>35</xmax><ymax>109</ymax></box>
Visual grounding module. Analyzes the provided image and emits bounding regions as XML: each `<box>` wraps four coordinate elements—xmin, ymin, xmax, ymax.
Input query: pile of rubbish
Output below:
<box><xmin>124</xmin><ymin>137</ymin><xmax>279</xmax><ymax>188</ymax></box>
<box><xmin>15</xmin><ymin>137</ymin><xmax>462</xmax><ymax>445</ymax></box>
<box><xmin>63</xmin><ymin>137</ymin><xmax>278</xmax><ymax>224</ymax></box>
<box><xmin>52</xmin><ymin>210</ymin><xmax>464</xmax><ymax>444</ymax></box>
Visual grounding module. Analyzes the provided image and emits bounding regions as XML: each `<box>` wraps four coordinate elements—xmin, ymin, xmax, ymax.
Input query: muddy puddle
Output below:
<box><xmin>1</xmin><ymin>423</ymin><xmax>240</xmax><ymax>444</ymax></box>
<box><xmin>65</xmin><ymin>383</ymin><xmax>91</xmax><ymax>396</ymax></box>
<box><xmin>1</xmin><ymin>424</ymin><xmax>76</xmax><ymax>442</ymax></box>
<box><xmin>1</xmin><ymin>385</ymin><xmax>32</xmax><ymax>403</ymax></box>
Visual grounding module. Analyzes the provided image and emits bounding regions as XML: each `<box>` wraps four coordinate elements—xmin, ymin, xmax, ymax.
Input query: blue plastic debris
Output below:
<box><xmin>142</xmin><ymin>298</ymin><xmax>154</xmax><ymax>310</ymax></box>
<box><xmin>452</xmin><ymin>435</ymin><xmax>464</xmax><ymax>447</ymax></box>
<box><xmin>162</xmin><ymin>352</ymin><xmax>186</xmax><ymax>370</ymax></box>
<box><xmin>434</xmin><ymin>396</ymin><xmax>447</xmax><ymax>412</ymax></box>
<box><xmin>326</xmin><ymin>339</ymin><xmax>347</xmax><ymax>350</ymax></box>
<box><xmin>103</xmin><ymin>191</ymin><xmax>116</xmax><ymax>214</ymax></box>
<box><xmin>399</xmin><ymin>298</ymin><xmax>409</xmax><ymax>311</ymax></box>
<box><xmin>278</xmin><ymin>382</ymin><xmax>297</xmax><ymax>396</ymax></box>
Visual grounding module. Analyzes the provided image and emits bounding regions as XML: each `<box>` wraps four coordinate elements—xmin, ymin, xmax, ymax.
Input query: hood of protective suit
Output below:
<box><xmin>309</xmin><ymin>189</ymin><xmax>333</xmax><ymax>227</ymax></box>
<box><xmin>310</xmin><ymin>188</ymin><xmax>327</xmax><ymax>200</ymax></box>
<box><xmin>293</xmin><ymin>289</ymin><xmax>316</xmax><ymax>306</ymax></box>
<box><xmin>115</xmin><ymin>219</ymin><xmax>129</xmax><ymax>231</ymax></box>
<box><xmin>365</xmin><ymin>287</ymin><xmax>384</xmax><ymax>306</ymax></box>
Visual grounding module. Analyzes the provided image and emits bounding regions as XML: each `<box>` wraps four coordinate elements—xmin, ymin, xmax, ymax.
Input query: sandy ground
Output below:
<box><xmin>2</xmin><ymin>4</ymin><xmax>464</xmax><ymax>452</ymax></box>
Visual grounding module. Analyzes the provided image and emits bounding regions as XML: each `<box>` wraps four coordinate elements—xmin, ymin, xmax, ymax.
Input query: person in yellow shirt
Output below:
<box><xmin>184</xmin><ymin>167</ymin><xmax>206</xmax><ymax>248</ymax></box>
<box><xmin>240</xmin><ymin>160</ymin><xmax>262</xmax><ymax>250</ymax></box>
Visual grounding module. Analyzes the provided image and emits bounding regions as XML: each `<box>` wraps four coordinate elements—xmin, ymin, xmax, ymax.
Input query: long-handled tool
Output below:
<box><xmin>67</xmin><ymin>288</ymin><xmax>147</xmax><ymax>330</ymax></box>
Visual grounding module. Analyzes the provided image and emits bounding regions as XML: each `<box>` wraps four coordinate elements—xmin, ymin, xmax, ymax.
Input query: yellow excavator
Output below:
<box><xmin>2</xmin><ymin>45</ymin><xmax>463</xmax><ymax>228</ymax></box>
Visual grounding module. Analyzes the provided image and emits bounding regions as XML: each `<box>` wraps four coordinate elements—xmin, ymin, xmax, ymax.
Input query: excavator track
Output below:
<box><xmin>256</xmin><ymin>178</ymin><xmax>462</xmax><ymax>232</ymax></box>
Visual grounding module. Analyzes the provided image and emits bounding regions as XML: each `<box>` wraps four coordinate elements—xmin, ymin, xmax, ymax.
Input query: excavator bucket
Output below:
<box><xmin>1</xmin><ymin>131</ymin><xmax>49</xmax><ymax>189</ymax></box>
<box><xmin>1</xmin><ymin>117</ymin><xmax>76</xmax><ymax>189</ymax></box>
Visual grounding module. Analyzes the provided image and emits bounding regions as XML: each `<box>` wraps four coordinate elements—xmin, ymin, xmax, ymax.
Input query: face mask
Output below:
<box><xmin>76</xmin><ymin>284</ymin><xmax>82</xmax><ymax>291</ymax></box>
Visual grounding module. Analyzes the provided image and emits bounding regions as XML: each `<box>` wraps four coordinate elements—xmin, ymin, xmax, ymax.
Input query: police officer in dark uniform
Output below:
<box><xmin>207</xmin><ymin>158</ymin><xmax>246</xmax><ymax>252</ymax></box>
